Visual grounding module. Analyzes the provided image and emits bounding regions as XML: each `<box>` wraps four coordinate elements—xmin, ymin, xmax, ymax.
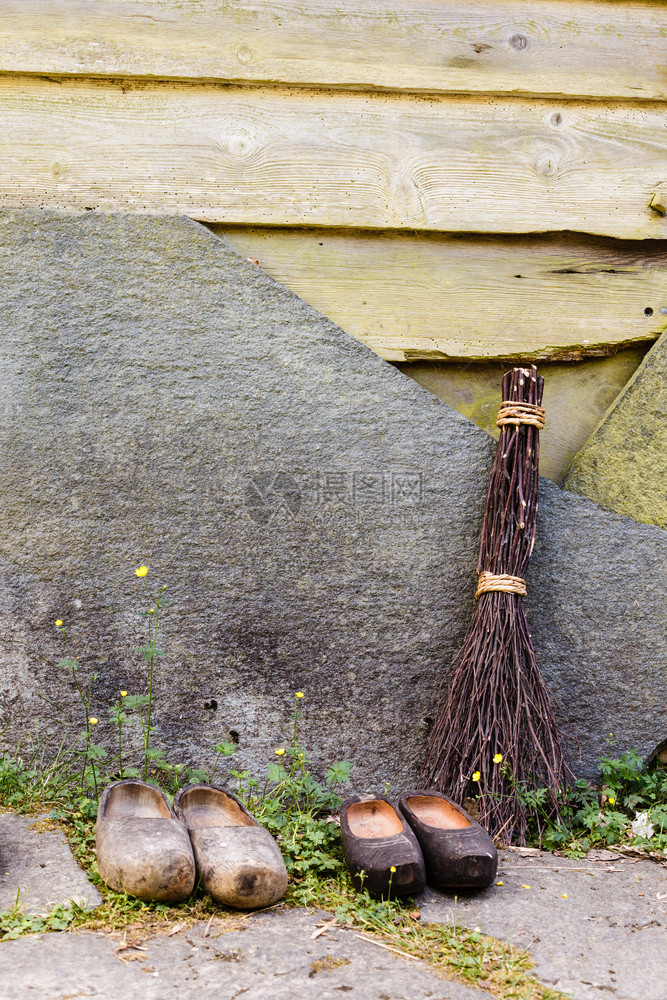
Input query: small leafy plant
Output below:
<box><xmin>50</xmin><ymin>566</ymin><xmax>212</xmax><ymax>794</ymax></box>
<box><xmin>54</xmin><ymin>618</ymin><xmax>104</xmax><ymax>797</ymax></box>
<box><xmin>0</xmin><ymin>567</ymin><xmax>231</xmax><ymax>816</ymax></box>
<box><xmin>131</xmin><ymin>566</ymin><xmax>168</xmax><ymax>780</ymax></box>
<box><xmin>508</xmin><ymin>738</ymin><xmax>667</xmax><ymax>857</ymax></box>
<box><xmin>0</xmin><ymin>893</ymin><xmax>85</xmax><ymax>941</ymax></box>
<box><xmin>230</xmin><ymin>692</ymin><xmax>353</xmax><ymax>889</ymax></box>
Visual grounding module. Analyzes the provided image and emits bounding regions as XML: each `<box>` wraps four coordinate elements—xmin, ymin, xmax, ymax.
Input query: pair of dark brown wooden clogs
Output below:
<box><xmin>340</xmin><ymin>789</ymin><xmax>498</xmax><ymax>898</ymax></box>
<box><xmin>96</xmin><ymin>779</ymin><xmax>288</xmax><ymax>909</ymax></box>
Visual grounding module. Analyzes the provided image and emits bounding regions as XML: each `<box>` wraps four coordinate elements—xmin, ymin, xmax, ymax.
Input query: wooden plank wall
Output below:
<box><xmin>1</xmin><ymin>1</ymin><xmax>665</xmax><ymax>477</ymax></box>
<box><xmin>2</xmin><ymin>77</ymin><xmax>665</xmax><ymax>243</ymax></box>
<box><xmin>218</xmin><ymin>228</ymin><xmax>667</xmax><ymax>362</ymax></box>
<box><xmin>2</xmin><ymin>1</ymin><xmax>666</xmax><ymax>100</ymax></box>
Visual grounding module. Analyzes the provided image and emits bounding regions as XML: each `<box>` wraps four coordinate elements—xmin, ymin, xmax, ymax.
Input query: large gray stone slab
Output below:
<box><xmin>418</xmin><ymin>849</ymin><xmax>667</xmax><ymax>1000</ymax></box>
<box><xmin>0</xmin><ymin>209</ymin><xmax>665</xmax><ymax>785</ymax></box>
<box><xmin>564</xmin><ymin>331</ymin><xmax>667</xmax><ymax>529</ymax></box>
<box><xmin>0</xmin><ymin>812</ymin><xmax>101</xmax><ymax>915</ymax></box>
<box><xmin>0</xmin><ymin>908</ymin><xmax>491</xmax><ymax>1000</ymax></box>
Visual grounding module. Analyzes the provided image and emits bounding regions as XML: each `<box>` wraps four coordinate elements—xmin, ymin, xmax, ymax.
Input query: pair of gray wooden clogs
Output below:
<box><xmin>96</xmin><ymin>779</ymin><xmax>288</xmax><ymax>909</ymax></box>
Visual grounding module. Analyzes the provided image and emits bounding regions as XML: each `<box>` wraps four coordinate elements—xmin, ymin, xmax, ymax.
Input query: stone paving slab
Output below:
<box><xmin>418</xmin><ymin>848</ymin><xmax>667</xmax><ymax>1000</ymax></box>
<box><xmin>0</xmin><ymin>812</ymin><xmax>101</xmax><ymax>915</ymax></box>
<box><xmin>0</xmin><ymin>908</ymin><xmax>491</xmax><ymax>1000</ymax></box>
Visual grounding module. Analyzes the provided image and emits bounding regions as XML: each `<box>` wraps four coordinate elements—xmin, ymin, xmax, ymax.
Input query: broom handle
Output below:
<box><xmin>476</xmin><ymin>366</ymin><xmax>543</xmax><ymax>580</ymax></box>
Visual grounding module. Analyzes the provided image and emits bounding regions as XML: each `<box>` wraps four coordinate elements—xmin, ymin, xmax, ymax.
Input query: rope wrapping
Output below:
<box><xmin>475</xmin><ymin>571</ymin><xmax>527</xmax><ymax>600</ymax></box>
<box><xmin>496</xmin><ymin>401</ymin><xmax>546</xmax><ymax>430</ymax></box>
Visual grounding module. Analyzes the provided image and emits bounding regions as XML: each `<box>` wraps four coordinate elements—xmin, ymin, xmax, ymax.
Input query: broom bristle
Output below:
<box><xmin>422</xmin><ymin>366</ymin><xmax>570</xmax><ymax>844</ymax></box>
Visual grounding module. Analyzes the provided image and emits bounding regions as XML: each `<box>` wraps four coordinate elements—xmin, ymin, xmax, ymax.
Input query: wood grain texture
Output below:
<box><xmin>1</xmin><ymin>77</ymin><xmax>666</xmax><ymax>239</ymax></box>
<box><xmin>220</xmin><ymin>228</ymin><xmax>667</xmax><ymax>361</ymax></box>
<box><xmin>396</xmin><ymin>347</ymin><xmax>649</xmax><ymax>482</ymax></box>
<box><xmin>0</xmin><ymin>1</ymin><xmax>665</xmax><ymax>101</ymax></box>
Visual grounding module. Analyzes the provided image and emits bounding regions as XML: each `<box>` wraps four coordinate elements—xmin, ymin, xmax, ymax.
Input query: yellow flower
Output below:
<box><xmin>89</xmin><ymin>717</ymin><xmax>98</xmax><ymax>725</ymax></box>
<box><xmin>295</xmin><ymin>691</ymin><xmax>304</xmax><ymax>699</ymax></box>
<box><xmin>472</xmin><ymin>771</ymin><xmax>481</xmax><ymax>782</ymax></box>
<box><xmin>493</xmin><ymin>753</ymin><xmax>503</xmax><ymax>764</ymax></box>
<box><xmin>561</xmin><ymin>893</ymin><xmax>568</xmax><ymax>898</ymax></box>
<box><xmin>55</xmin><ymin>620</ymin><xmax>63</xmax><ymax>627</ymax></box>
<box><xmin>496</xmin><ymin>881</ymin><xmax>503</xmax><ymax>886</ymax></box>
<box><xmin>521</xmin><ymin>884</ymin><xmax>531</xmax><ymax>890</ymax></box>
<box><xmin>608</xmin><ymin>796</ymin><xmax>616</xmax><ymax>806</ymax></box>
<box><xmin>120</xmin><ymin>690</ymin><xmax>127</xmax><ymax>697</ymax></box>
<box><xmin>275</xmin><ymin>747</ymin><xmax>285</xmax><ymax>756</ymax></box>
<box><xmin>389</xmin><ymin>866</ymin><xmax>397</xmax><ymax>873</ymax></box>
<box><xmin>149</xmin><ymin>608</ymin><xmax>155</xmax><ymax>614</ymax></box>
<box><xmin>135</xmin><ymin>565</ymin><xmax>148</xmax><ymax>578</ymax></box>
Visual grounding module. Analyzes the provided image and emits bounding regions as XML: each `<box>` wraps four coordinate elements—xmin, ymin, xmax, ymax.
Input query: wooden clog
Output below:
<box><xmin>96</xmin><ymin>779</ymin><xmax>196</xmax><ymax>902</ymax></box>
<box><xmin>173</xmin><ymin>784</ymin><xmax>288</xmax><ymax>910</ymax></box>
<box><xmin>340</xmin><ymin>794</ymin><xmax>426</xmax><ymax>898</ymax></box>
<box><xmin>398</xmin><ymin>789</ymin><xmax>498</xmax><ymax>888</ymax></box>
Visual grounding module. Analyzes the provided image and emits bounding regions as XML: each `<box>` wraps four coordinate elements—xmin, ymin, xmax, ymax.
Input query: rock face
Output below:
<box><xmin>0</xmin><ymin>210</ymin><xmax>665</xmax><ymax>787</ymax></box>
<box><xmin>563</xmin><ymin>332</ymin><xmax>667</xmax><ymax>529</ymax></box>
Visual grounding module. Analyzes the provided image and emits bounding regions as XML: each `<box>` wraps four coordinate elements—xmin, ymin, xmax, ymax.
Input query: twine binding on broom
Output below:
<box><xmin>475</xmin><ymin>571</ymin><xmax>527</xmax><ymax>599</ymax></box>
<box><xmin>496</xmin><ymin>401</ymin><xmax>546</xmax><ymax>429</ymax></box>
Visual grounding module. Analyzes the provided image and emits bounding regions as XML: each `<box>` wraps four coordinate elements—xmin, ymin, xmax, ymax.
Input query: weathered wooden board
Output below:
<box><xmin>396</xmin><ymin>347</ymin><xmax>649</xmax><ymax>482</ymax></box>
<box><xmin>0</xmin><ymin>1</ymin><xmax>665</xmax><ymax>101</ymax></box>
<box><xmin>220</xmin><ymin>228</ymin><xmax>667</xmax><ymax>361</ymax></box>
<box><xmin>1</xmin><ymin>78</ymin><xmax>666</xmax><ymax>240</ymax></box>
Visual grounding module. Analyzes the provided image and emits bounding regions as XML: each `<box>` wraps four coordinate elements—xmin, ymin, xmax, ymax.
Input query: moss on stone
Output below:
<box><xmin>564</xmin><ymin>332</ymin><xmax>667</xmax><ymax>529</ymax></box>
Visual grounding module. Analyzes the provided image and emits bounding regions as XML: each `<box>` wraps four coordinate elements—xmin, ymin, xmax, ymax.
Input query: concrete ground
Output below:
<box><xmin>0</xmin><ymin>813</ymin><xmax>101</xmax><ymax>914</ymax></box>
<box><xmin>0</xmin><ymin>814</ymin><xmax>665</xmax><ymax>1000</ymax></box>
<box><xmin>1</xmin><ymin>909</ymin><xmax>491</xmax><ymax>1000</ymax></box>
<box><xmin>420</xmin><ymin>847</ymin><xmax>667</xmax><ymax>1000</ymax></box>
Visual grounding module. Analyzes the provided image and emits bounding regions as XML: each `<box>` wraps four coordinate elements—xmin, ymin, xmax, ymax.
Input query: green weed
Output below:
<box><xmin>0</xmin><ymin>892</ymin><xmax>86</xmax><ymax>941</ymax></box>
<box><xmin>511</xmin><ymin>739</ymin><xmax>667</xmax><ymax>858</ymax></box>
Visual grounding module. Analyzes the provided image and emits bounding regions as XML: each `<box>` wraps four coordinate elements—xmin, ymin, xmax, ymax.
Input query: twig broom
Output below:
<box><xmin>422</xmin><ymin>366</ymin><xmax>569</xmax><ymax>844</ymax></box>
